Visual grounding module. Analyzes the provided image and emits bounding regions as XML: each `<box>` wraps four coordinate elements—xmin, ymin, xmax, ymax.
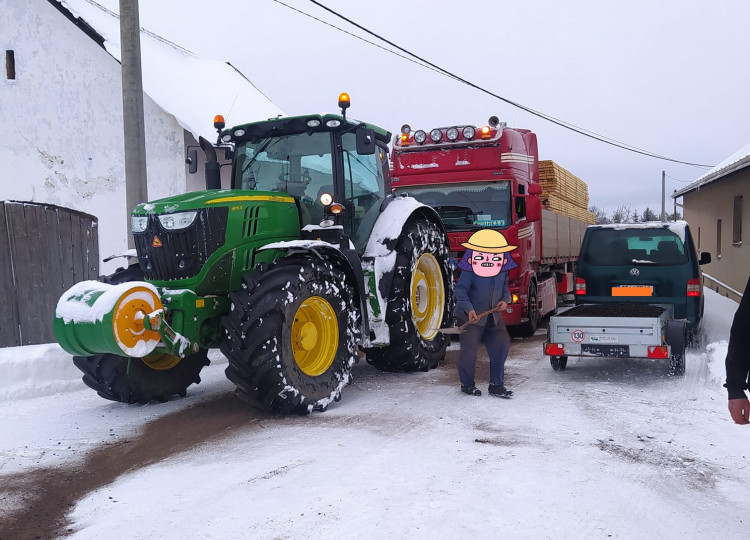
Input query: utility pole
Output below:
<box><xmin>119</xmin><ymin>0</ymin><xmax>148</xmax><ymax>248</ymax></box>
<box><xmin>661</xmin><ymin>170</ymin><xmax>666</xmax><ymax>222</ymax></box>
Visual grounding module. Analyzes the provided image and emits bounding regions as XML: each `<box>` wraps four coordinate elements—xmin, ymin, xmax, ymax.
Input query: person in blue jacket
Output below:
<box><xmin>454</xmin><ymin>229</ymin><xmax>518</xmax><ymax>398</ymax></box>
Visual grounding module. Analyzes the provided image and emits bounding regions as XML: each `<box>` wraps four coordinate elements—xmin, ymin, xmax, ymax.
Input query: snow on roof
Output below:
<box><xmin>55</xmin><ymin>0</ymin><xmax>284</xmax><ymax>140</ymax></box>
<box><xmin>673</xmin><ymin>141</ymin><xmax>750</xmax><ymax>198</ymax></box>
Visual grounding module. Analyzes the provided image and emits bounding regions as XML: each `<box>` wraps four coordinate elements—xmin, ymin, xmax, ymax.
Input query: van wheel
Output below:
<box><xmin>666</xmin><ymin>320</ymin><xmax>686</xmax><ymax>376</ymax></box>
<box><xmin>518</xmin><ymin>282</ymin><xmax>539</xmax><ymax>337</ymax></box>
<box><xmin>550</xmin><ymin>356</ymin><xmax>568</xmax><ymax>371</ymax></box>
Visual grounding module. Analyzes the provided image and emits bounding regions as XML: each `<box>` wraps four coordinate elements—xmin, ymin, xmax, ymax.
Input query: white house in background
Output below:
<box><xmin>672</xmin><ymin>142</ymin><xmax>750</xmax><ymax>301</ymax></box>
<box><xmin>1</xmin><ymin>0</ymin><xmax>284</xmax><ymax>273</ymax></box>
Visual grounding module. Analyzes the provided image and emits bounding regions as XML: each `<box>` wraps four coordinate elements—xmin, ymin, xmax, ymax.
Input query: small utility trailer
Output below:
<box><xmin>543</xmin><ymin>302</ymin><xmax>687</xmax><ymax>375</ymax></box>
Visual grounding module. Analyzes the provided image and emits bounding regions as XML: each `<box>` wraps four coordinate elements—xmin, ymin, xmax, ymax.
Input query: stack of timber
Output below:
<box><xmin>538</xmin><ymin>160</ymin><xmax>596</xmax><ymax>224</ymax></box>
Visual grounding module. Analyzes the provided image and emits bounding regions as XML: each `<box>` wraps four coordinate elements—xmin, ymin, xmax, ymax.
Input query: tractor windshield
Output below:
<box><xmin>393</xmin><ymin>182</ymin><xmax>512</xmax><ymax>231</ymax></box>
<box><xmin>233</xmin><ymin>131</ymin><xmax>335</xmax><ymax>225</ymax></box>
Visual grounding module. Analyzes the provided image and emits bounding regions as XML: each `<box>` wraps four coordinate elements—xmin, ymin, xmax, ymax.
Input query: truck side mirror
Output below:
<box><xmin>186</xmin><ymin>148</ymin><xmax>198</xmax><ymax>174</ymax></box>
<box><xmin>526</xmin><ymin>196</ymin><xmax>542</xmax><ymax>222</ymax></box>
<box><xmin>356</xmin><ymin>128</ymin><xmax>376</xmax><ymax>155</ymax></box>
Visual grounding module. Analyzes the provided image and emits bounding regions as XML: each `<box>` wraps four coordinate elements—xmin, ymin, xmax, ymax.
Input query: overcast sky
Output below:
<box><xmin>113</xmin><ymin>0</ymin><xmax>750</xmax><ymax>214</ymax></box>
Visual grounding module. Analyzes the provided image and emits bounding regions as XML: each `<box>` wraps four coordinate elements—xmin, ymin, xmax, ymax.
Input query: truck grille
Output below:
<box><xmin>134</xmin><ymin>207</ymin><xmax>228</xmax><ymax>281</ymax></box>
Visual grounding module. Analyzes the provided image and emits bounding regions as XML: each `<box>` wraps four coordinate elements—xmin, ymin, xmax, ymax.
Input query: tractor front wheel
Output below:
<box><xmin>72</xmin><ymin>349</ymin><xmax>210</xmax><ymax>403</ymax></box>
<box><xmin>221</xmin><ymin>257</ymin><xmax>358</xmax><ymax>414</ymax></box>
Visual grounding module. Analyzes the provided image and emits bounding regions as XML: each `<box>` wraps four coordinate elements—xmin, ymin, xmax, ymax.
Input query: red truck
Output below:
<box><xmin>390</xmin><ymin>117</ymin><xmax>591</xmax><ymax>336</ymax></box>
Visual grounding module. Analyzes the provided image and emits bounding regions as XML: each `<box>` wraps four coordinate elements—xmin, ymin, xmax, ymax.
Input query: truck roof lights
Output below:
<box><xmin>401</xmin><ymin>124</ymin><xmax>411</xmax><ymax>134</ymax></box>
<box><xmin>400</xmin><ymin>132</ymin><xmax>410</xmax><ymax>146</ymax></box>
<box><xmin>430</xmin><ymin>129</ymin><xmax>442</xmax><ymax>143</ymax></box>
<box><xmin>414</xmin><ymin>130</ymin><xmax>427</xmax><ymax>144</ymax></box>
<box><xmin>446</xmin><ymin>127</ymin><xmax>459</xmax><ymax>142</ymax></box>
<box><xmin>488</xmin><ymin>115</ymin><xmax>500</xmax><ymax>127</ymax></box>
<box><xmin>480</xmin><ymin>126</ymin><xmax>492</xmax><ymax>139</ymax></box>
<box><xmin>462</xmin><ymin>126</ymin><xmax>476</xmax><ymax>140</ymax></box>
<box><xmin>214</xmin><ymin>115</ymin><xmax>226</xmax><ymax>130</ymax></box>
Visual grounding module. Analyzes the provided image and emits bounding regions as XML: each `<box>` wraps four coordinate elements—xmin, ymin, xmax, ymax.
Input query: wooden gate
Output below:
<box><xmin>0</xmin><ymin>201</ymin><xmax>99</xmax><ymax>347</ymax></box>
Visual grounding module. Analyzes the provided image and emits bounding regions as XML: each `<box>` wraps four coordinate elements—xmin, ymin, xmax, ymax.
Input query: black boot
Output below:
<box><xmin>461</xmin><ymin>385</ymin><xmax>482</xmax><ymax>396</ymax></box>
<box><xmin>488</xmin><ymin>385</ymin><xmax>513</xmax><ymax>398</ymax></box>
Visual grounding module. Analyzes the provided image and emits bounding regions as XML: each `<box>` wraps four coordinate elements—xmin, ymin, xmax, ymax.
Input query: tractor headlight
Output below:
<box><xmin>131</xmin><ymin>215</ymin><xmax>148</xmax><ymax>233</ymax></box>
<box><xmin>158</xmin><ymin>211</ymin><xmax>197</xmax><ymax>230</ymax></box>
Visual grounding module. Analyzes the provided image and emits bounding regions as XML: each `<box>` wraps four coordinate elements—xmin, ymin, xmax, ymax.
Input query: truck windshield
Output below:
<box><xmin>394</xmin><ymin>182</ymin><xmax>511</xmax><ymax>231</ymax></box>
<box><xmin>583</xmin><ymin>228</ymin><xmax>688</xmax><ymax>265</ymax></box>
<box><xmin>233</xmin><ymin>132</ymin><xmax>335</xmax><ymax>225</ymax></box>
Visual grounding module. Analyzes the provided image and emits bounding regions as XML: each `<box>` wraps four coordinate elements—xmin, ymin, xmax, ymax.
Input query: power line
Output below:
<box><xmin>304</xmin><ymin>0</ymin><xmax>714</xmax><ymax>168</ymax></box>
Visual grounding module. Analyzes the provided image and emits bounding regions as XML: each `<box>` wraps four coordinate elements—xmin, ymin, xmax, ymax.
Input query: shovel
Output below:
<box><xmin>436</xmin><ymin>306</ymin><xmax>504</xmax><ymax>335</ymax></box>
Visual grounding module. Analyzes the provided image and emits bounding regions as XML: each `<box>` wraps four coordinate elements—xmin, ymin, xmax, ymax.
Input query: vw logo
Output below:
<box><xmin>629</xmin><ymin>268</ymin><xmax>640</xmax><ymax>276</ymax></box>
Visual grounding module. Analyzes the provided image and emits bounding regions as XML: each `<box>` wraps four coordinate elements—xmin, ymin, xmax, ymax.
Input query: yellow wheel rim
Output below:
<box><xmin>411</xmin><ymin>253</ymin><xmax>445</xmax><ymax>340</ymax></box>
<box><xmin>291</xmin><ymin>296</ymin><xmax>338</xmax><ymax>376</ymax></box>
<box><xmin>112</xmin><ymin>285</ymin><xmax>162</xmax><ymax>358</ymax></box>
<box><xmin>141</xmin><ymin>353</ymin><xmax>181</xmax><ymax>371</ymax></box>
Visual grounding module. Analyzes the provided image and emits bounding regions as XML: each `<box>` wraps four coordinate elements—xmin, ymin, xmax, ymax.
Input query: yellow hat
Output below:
<box><xmin>461</xmin><ymin>229</ymin><xmax>518</xmax><ymax>253</ymax></box>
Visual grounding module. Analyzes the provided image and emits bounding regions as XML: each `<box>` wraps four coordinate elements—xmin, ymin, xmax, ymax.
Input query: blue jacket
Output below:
<box><xmin>454</xmin><ymin>270</ymin><xmax>511</xmax><ymax>325</ymax></box>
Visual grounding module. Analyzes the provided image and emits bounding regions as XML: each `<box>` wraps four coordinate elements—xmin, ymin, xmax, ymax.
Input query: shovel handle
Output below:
<box><xmin>458</xmin><ymin>305</ymin><xmax>504</xmax><ymax>331</ymax></box>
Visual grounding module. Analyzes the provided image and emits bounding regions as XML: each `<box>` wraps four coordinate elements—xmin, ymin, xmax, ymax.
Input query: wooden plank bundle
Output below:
<box><xmin>538</xmin><ymin>160</ymin><xmax>596</xmax><ymax>224</ymax></box>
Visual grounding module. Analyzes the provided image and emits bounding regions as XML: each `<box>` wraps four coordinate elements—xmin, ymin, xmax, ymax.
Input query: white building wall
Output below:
<box><xmin>1</xmin><ymin>0</ymin><xmax>188</xmax><ymax>273</ymax></box>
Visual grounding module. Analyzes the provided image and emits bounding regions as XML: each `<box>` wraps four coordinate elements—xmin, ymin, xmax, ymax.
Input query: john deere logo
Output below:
<box><xmin>630</xmin><ymin>268</ymin><xmax>640</xmax><ymax>276</ymax></box>
<box><xmin>152</xmin><ymin>236</ymin><xmax>163</xmax><ymax>248</ymax></box>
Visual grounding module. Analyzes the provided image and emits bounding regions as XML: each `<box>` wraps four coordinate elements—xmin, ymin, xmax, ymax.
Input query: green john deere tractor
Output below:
<box><xmin>54</xmin><ymin>94</ymin><xmax>453</xmax><ymax>414</ymax></box>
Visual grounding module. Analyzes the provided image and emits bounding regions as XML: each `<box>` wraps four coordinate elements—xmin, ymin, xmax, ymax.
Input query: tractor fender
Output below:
<box><xmin>362</xmin><ymin>196</ymin><xmax>447</xmax><ymax>345</ymax></box>
<box><xmin>259</xmin><ymin>239</ymin><xmax>370</xmax><ymax>340</ymax></box>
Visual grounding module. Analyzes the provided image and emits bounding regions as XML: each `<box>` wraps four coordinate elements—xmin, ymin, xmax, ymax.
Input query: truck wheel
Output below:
<box><xmin>518</xmin><ymin>282</ymin><xmax>539</xmax><ymax>337</ymax></box>
<box><xmin>72</xmin><ymin>349</ymin><xmax>210</xmax><ymax>403</ymax></box>
<box><xmin>666</xmin><ymin>320</ymin><xmax>686</xmax><ymax>376</ymax></box>
<box><xmin>221</xmin><ymin>257</ymin><xmax>358</xmax><ymax>414</ymax></box>
<box><xmin>364</xmin><ymin>220</ymin><xmax>452</xmax><ymax>372</ymax></box>
<box><xmin>550</xmin><ymin>356</ymin><xmax>568</xmax><ymax>371</ymax></box>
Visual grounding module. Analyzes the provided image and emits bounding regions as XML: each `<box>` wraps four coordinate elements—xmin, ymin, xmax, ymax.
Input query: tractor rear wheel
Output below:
<box><xmin>73</xmin><ymin>349</ymin><xmax>210</xmax><ymax>403</ymax></box>
<box><xmin>221</xmin><ymin>257</ymin><xmax>358</xmax><ymax>414</ymax></box>
<box><xmin>364</xmin><ymin>220</ymin><xmax>452</xmax><ymax>372</ymax></box>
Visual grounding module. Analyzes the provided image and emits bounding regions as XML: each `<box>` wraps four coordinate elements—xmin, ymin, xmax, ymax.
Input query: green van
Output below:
<box><xmin>574</xmin><ymin>221</ymin><xmax>711</xmax><ymax>337</ymax></box>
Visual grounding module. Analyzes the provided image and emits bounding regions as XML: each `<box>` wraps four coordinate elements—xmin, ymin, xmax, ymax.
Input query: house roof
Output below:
<box><xmin>53</xmin><ymin>0</ymin><xmax>284</xmax><ymax>140</ymax></box>
<box><xmin>673</xmin><ymin>141</ymin><xmax>750</xmax><ymax>198</ymax></box>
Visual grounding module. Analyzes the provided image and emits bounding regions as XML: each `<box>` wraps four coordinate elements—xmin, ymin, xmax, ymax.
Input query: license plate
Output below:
<box><xmin>611</xmin><ymin>285</ymin><xmax>653</xmax><ymax>297</ymax></box>
<box><xmin>582</xmin><ymin>344</ymin><xmax>630</xmax><ymax>357</ymax></box>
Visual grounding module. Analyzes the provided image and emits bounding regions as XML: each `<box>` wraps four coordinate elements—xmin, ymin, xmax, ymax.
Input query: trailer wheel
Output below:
<box><xmin>666</xmin><ymin>320</ymin><xmax>686</xmax><ymax>376</ymax></box>
<box><xmin>72</xmin><ymin>349</ymin><xmax>210</xmax><ymax>403</ymax></box>
<box><xmin>221</xmin><ymin>257</ymin><xmax>358</xmax><ymax>414</ymax></box>
<box><xmin>518</xmin><ymin>281</ymin><xmax>539</xmax><ymax>337</ymax></box>
<box><xmin>364</xmin><ymin>220</ymin><xmax>453</xmax><ymax>372</ymax></box>
<box><xmin>550</xmin><ymin>356</ymin><xmax>568</xmax><ymax>371</ymax></box>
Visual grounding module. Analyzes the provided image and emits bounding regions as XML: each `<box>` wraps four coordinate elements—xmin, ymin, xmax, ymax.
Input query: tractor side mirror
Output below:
<box><xmin>356</xmin><ymin>128</ymin><xmax>376</xmax><ymax>155</ymax></box>
<box><xmin>186</xmin><ymin>148</ymin><xmax>198</xmax><ymax>174</ymax></box>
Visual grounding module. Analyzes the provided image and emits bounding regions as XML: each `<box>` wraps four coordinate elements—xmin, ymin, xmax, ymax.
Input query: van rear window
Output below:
<box><xmin>583</xmin><ymin>229</ymin><xmax>688</xmax><ymax>266</ymax></box>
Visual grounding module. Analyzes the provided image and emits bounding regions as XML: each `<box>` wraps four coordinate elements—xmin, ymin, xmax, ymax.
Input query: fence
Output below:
<box><xmin>0</xmin><ymin>201</ymin><xmax>99</xmax><ymax>347</ymax></box>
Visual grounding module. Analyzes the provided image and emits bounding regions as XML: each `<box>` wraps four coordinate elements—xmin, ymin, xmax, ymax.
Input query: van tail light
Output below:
<box><xmin>545</xmin><ymin>343</ymin><xmax>565</xmax><ymax>356</ymax></box>
<box><xmin>647</xmin><ymin>346</ymin><xmax>669</xmax><ymax>359</ymax></box>
<box><xmin>575</xmin><ymin>277</ymin><xmax>586</xmax><ymax>295</ymax></box>
<box><xmin>686</xmin><ymin>278</ymin><xmax>700</xmax><ymax>297</ymax></box>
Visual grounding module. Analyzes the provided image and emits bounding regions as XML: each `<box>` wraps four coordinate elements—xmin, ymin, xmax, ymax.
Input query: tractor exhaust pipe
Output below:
<box><xmin>199</xmin><ymin>136</ymin><xmax>221</xmax><ymax>190</ymax></box>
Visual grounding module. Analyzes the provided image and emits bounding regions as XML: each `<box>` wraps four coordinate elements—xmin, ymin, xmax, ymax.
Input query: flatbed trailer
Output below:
<box><xmin>543</xmin><ymin>302</ymin><xmax>687</xmax><ymax>375</ymax></box>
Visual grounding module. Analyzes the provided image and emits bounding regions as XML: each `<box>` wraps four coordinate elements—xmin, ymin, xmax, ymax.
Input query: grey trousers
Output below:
<box><xmin>457</xmin><ymin>316</ymin><xmax>511</xmax><ymax>388</ymax></box>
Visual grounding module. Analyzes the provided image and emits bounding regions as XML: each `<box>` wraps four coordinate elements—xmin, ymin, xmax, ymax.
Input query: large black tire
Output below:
<box><xmin>221</xmin><ymin>257</ymin><xmax>358</xmax><ymax>414</ymax></box>
<box><xmin>518</xmin><ymin>281</ymin><xmax>539</xmax><ymax>337</ymax></box>
<box><xmin>73</xmin><ymin>349</ymin><xmax>210</xmax><ymax>403</ymax></box>
<box><xmin>364</xmin><ymin>220</ymin><xmax>453</xmax><ymax>372</ymax></box>
<box><xmin>71</xmin><ymin>262</ymin><xmax>210</xmax><ymax>403</ymax></box>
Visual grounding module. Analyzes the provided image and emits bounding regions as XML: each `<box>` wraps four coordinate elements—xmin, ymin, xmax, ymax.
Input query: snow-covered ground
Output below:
<box><xmin>1</xmin><ymin>289</ymin><xmax>750</xmax><ymax>539</ymax></box>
